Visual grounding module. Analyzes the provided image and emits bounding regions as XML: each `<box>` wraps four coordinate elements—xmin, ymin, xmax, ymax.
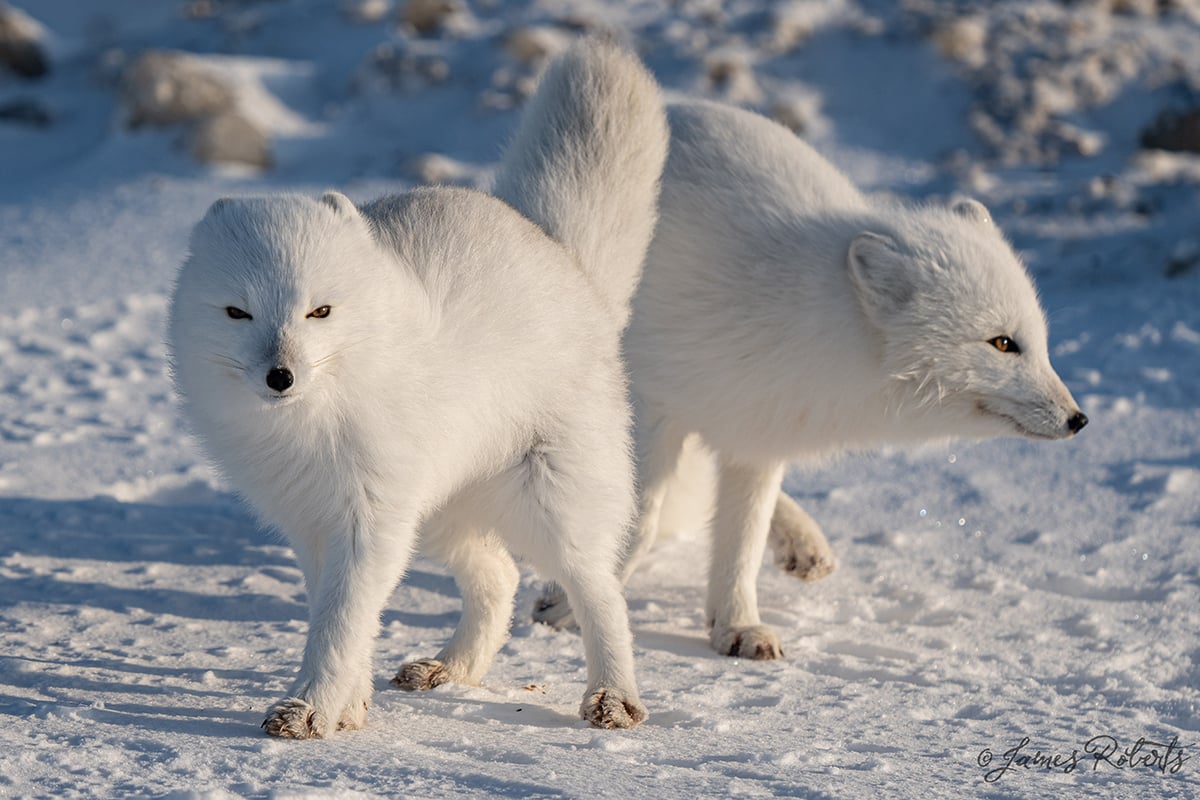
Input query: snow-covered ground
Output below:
<box><xmin>2</xmin><ymin>1</ymin><xmax>1199</xmax><ymax>797</ymax></box>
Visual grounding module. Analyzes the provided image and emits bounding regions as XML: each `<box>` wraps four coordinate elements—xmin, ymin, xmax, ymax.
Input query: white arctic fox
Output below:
<box><xmin>535</xmin><ymin>99</ymin><xmax>1088</xmax><ymax>660</ymax></box>
<box><xmin>167</xmin><ymin>40</ymin><xmax>668</xmax><ymax>737</ymax></box>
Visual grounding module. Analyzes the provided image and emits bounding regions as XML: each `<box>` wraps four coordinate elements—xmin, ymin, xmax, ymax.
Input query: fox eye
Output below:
<box><xmin>988</xmin><ymin>335</ymin><xmax>1020</xmax><ymax>354</ymax></box>
<box><xmin>226</xmin><ymin>306</ymin><xmax>252</xmax><ymax>320</ymax></box>
<box><xmin>307</xmin><ymin>305</ymin><xmax>331</xmax><ymax>319</ymax></box>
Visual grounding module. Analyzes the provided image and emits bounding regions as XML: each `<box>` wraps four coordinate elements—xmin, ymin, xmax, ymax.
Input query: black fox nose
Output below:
<box><xmin>1067</xmin><ymin>411</ymin><xmax>1088</xmax><ymax>434</ymax></box>
<box><xmin>265</xmin><ymin>367</ymin><xmax>294</xmax><ymax>393</ymax></box>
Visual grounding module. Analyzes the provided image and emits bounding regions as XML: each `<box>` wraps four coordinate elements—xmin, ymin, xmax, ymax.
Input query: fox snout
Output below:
<box><xmin>266</xmin><ymin>366</ymin><xmax>295</xmax><ymax>393</ymax></box>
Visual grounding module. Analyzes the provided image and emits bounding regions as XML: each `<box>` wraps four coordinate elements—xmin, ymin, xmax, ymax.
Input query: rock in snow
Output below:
<box><xmin>120</xmin><ymin>49</ymin><xmax>271</xmax><ymax>168</ymax></box>
<box><xmin>120</xmin><ymin>50</ymin><xmax>235</xmax><ymax>128</ymax></box>
<box><xmin>0</xmin><ymin>2</ymin><xmax>48</xmax><ymax>78</ymax></box>
<box><xmin>187</xmin><ymin>109</ymin><xmax>272</xmax><ymax>169</ymax></box>
<box><xmin>1142</xmin><ymin>107</ymin><xmax>1200</xmax><ymax>154</ymax></box>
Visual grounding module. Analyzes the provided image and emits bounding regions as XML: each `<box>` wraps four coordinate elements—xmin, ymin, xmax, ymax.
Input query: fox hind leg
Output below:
<box><xmin>531</xmin><ymin>408</ymin><xmax>686</xmax><ymax>632</ymax></box>
<box><xmin>393</xmin><ymin>527</ymin><xmax>520</xmax><ymax>691</ymax></box>
<box><xmin>502</xmin><ymin>435</ymin><xmax>646</xmax><ymax>728</ymax></box>
<box><xmin>769</xmin><ymin>492</ymin><xmax>837</xmax><ymax>581</ymax></box>
<box><xmin>707</xmin><ymin>459</ymin><xmax>787</xmax><ymax>660</ymax></box>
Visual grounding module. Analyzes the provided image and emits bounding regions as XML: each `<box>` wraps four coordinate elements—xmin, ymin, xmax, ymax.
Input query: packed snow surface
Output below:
<box><xmin>2</xmin><ymin>1</ymin><xmax>1199</xmax><ymax>797</ymax></box>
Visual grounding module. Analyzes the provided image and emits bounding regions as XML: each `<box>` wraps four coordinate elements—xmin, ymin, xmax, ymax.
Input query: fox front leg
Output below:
<box><xmin>264</xmin><ymin>516</ymin><xmax>416</xmax><ymax>739</ymax></box>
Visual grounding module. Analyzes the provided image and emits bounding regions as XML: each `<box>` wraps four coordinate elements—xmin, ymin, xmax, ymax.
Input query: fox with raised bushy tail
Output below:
<box><xmin>535</xmin><ymin>98</ymin><xmax>1087</xmax><ymax>660</ymax></box>
<box><xmin>167</xmin><ymin>38</ymin><xmax>668</xmax><ymax>738</ymax></box>
<box><xmin>493</xmin><ymin>39</ymin><xmax>665</xmax><ymax>330</ymax></box>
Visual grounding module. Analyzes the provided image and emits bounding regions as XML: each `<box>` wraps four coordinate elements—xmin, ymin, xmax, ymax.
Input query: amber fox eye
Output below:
<box><xmin>226</xmin><ymin>306</ymin><xmax>252</xmax><ymax>320</ymax></box>
<box><xmin>988</xmin><ymin>336</ymin><xmax>1020</xmax><ymax>354</ymax></box>
<box><xmin>307</xmin><ymin>305</ymin><xmax>331</xmax><ymax>319</ymax></box>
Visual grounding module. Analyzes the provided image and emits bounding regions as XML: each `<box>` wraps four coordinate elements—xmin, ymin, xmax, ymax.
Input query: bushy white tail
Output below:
<box><xmin>493</xmin><ymin>38</ymin><xmax>668</xmax><ymax>328</ymax></box>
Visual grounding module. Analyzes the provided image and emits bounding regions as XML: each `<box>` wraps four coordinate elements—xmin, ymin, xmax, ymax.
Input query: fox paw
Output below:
<box><xmin>580</xmin><ymin>687</ymin><xmax>647</xmax><ymax>729</ymax></box>
<box><xmin>532</xmin><ymin>582</ymin><xmax>578</xmax><ymax>630</ymax></box>
<box><xmin>391</xmin><ymin>659</ymin><xmax>452</xmax><ymax>691</ymax></box>
<box><xmin>337</xmin><ymin>699</ymin><xmax>368</xmax><ymax>731</ymax></box>
<box><xmin>711</xmin><ymin>624</ymin><xmax>784</xmax><ymax>660</ymax></box>
<box><xmin>776</xmin><ymin>543</ymin><xmax>837</xmax><ymax>582</ymax></box>
<box><xmin>769</xmin><ymin>505</ymin><xmax>837</xmax><ymax>582</ymax></box>
<box><xmin>263</xmin><ymin>697</ymin><xmax>328</xmax><ymax>739</ymax></box>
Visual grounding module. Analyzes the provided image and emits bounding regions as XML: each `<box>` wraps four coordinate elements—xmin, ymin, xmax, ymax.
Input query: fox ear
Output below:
<box><xmin>204</xmin><ymin>197</ymin><xmax>235</xmax><ymax>218</ymax></box>
<box><xmin>847</xmin><ymin>232</ymin><xmax>914</xmax><ymax>326</ymax></box>
<box><xmin>951</xmin><ymin>196</ymin><xmax>992</xmax><ymax>224</ymax></box>
<box><xmin>320</xmin><ymin>191</ymin><xmax>359</xmax><ymax>218</ymax></box>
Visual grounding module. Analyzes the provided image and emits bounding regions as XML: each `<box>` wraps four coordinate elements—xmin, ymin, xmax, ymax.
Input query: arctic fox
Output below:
<box><xmin>535</xmin><ymin>99</ymin><xmax>1087</xmax><ymax>660</ymax></box>
<box><xmin>167</xmin><ymin>40</ymin><xmax>668</xmax><ymax>737</ymax></box>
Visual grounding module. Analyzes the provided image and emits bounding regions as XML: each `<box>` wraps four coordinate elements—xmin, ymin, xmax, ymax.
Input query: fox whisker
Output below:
<box><xmin>205</xmin><ymin>355</ymin><xmax>248</xmax><ymax>372</ymax></box>
<box><xmin>312</xmin><ymin>335</ymin><xmax>379</xmax><ymax>367</ymax></box>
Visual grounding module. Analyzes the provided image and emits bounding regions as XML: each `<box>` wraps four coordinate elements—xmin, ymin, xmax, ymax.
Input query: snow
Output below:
<box><xmin>2</xmin><ymin>0</ymin><xmax>1199</xmax><ymax>797</ymax></box>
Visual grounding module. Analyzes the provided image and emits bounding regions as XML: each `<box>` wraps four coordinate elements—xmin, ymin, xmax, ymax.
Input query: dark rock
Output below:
<box><xmin>1140</xmin><ymin>108</ymin><xmax>1200</xmax><ymax>153</ymax></box>
<box><xmin>0</xmin><ymin>96</ymin><xmax>50</xmax><ymax>126</ymax></box>
<box><xmin>0</xmin><ymin>4</ymin><xmax>49</xmax><ymax>79</ymax></box>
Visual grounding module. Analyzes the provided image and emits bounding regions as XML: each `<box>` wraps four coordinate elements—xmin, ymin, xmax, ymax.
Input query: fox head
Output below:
<box><xmin>847</xmin><ymin>198</ymin><xmax>1087</xmax><ymax>441</ymax></box>
<box><xmin>168</xmin><ymin>192</ymin><xmax>423</xmax><ymax>420</ymax></box>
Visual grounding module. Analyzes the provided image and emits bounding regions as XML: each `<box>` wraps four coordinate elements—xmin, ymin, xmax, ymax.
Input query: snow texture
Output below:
<box><xmin>1</xmin><ymin>1</ymin><xmax>1199</xmax><ymax>797</ymax></box>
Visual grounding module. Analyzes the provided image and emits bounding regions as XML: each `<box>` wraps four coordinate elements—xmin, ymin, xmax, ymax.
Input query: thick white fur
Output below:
<box><xmin>539</xmin><ymin>99</ymin><xmax>1086</xmax><ymax>658</ymax></box>
<box><xmin>167</xmin><ymin>39</ymin><xmax>667</xmax><ymax>737</ymax></box>
<box><xmin>493</xmin><ymin>37</ymin><xmax>666</xmax><ymax>330</ymax></box>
